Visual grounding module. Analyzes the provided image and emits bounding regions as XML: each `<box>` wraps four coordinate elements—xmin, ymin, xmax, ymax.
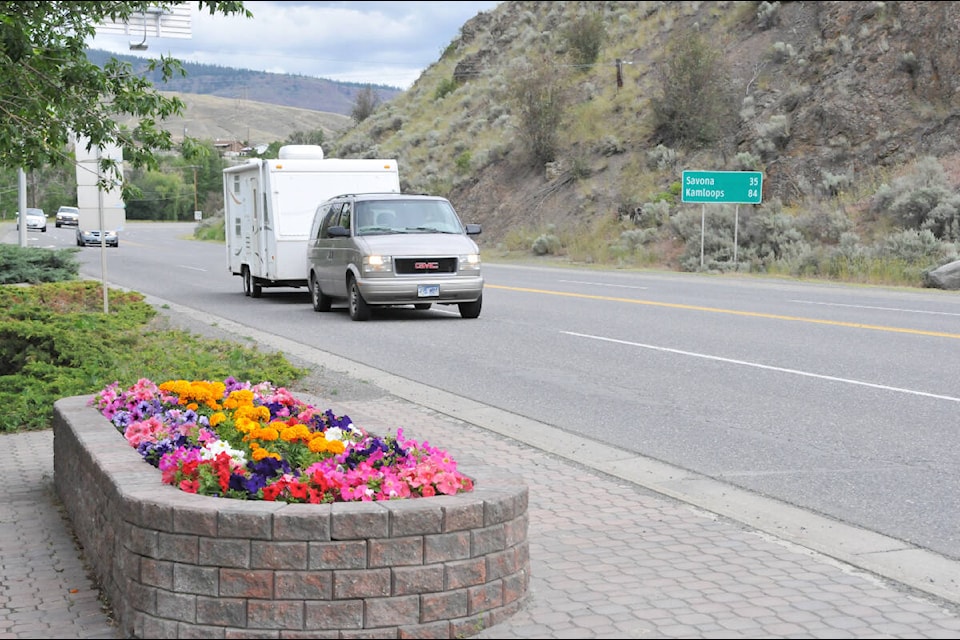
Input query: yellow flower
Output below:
<box><xmin>255</xmin><ymin>426</ymin><xmax>279</xmax><ymax>442</ymax></box>
<box><xmin>223</xmin><ymin>388</ymin><xmax>255</xmax><ymax>409</ymax></box>
<box><xmin>280</xmin><ymin>423</ymin><xmax>311</xmax><ymax>443</ymax></box>
<box><xmin>251</xmin><ymin>447</ymin><xmax>280</xmax><ymax>462</ymax></box>
<box><xmin>308</xmin><ymin>436</ymin><xmax>330</xmax><ymax>454</ymax></box>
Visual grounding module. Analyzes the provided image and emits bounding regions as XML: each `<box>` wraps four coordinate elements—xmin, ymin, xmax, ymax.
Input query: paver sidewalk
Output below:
<box><xmin>3</xmin><ymin>395</ymin><xmax>960</xmax><ymax>639</ymax></box>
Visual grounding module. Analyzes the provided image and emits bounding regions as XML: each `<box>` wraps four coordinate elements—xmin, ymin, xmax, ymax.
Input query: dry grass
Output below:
<box><xmin>148</xmin><ymin>92</ymin><xmax>352</xmax><ymax>146</ymax></box>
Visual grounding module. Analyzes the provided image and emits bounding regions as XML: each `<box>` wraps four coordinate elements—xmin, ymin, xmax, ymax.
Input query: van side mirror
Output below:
<box><xmin>464</xmin><ymin>223</ymin><xmax>482</xmax><ymax>235</ymax></box>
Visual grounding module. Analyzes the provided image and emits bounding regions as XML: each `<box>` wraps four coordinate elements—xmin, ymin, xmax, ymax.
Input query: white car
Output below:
<box><xmin>55</xmin><ymin>206</ymin><xmax>79</xmax><ymax>227</ymax></box>
<box><xmin>16</xmin><ymin>207</ymin><xmax>47</xmax><ymax>232</ymax></box>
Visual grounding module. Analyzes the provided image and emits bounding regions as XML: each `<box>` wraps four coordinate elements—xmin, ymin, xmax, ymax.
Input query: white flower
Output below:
<box><xmin>325</xmin><ymin>427</ymin><xmax>346</xmax><ymax>442</ymax></box>
<box><xmin>201</xmin><ymin>439</ymin><xmax>247</xmax><ymax>464</ymax></box>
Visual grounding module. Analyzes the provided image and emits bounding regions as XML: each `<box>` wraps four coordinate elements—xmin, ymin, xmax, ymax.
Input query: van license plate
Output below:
<box><xmin>418</xmin><ymin>285</ymin><xmax>439</xmax><ymax>297</ymax></box>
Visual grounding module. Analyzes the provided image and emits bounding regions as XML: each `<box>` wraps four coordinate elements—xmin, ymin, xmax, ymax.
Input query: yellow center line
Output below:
<box><xmin>485</xmin><ymin>284</ymin><xmax>960</xmax><ymax>340</ymax></box>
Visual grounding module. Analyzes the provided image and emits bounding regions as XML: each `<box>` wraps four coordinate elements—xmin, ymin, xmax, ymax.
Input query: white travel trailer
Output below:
<box><xmin>223</xmin><ymin>145</ymin><xmax>400</xmax><ymax>297</ymax></box>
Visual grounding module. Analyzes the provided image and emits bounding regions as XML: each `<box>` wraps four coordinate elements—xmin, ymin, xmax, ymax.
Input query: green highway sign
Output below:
<box><xmin>681</xmin><ymin>170</ymin><xmax>763</xmax><ymax>204</ymax></box>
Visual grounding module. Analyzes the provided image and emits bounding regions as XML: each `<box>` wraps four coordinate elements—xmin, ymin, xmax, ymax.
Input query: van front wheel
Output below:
<box><xmin>459</xmin><ymin>295</ymin><xmax>482</xmax><ymax>319</ymax></box>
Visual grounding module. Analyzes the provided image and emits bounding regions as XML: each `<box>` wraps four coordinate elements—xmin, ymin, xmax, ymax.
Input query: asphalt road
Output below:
<box><xmin>9</xmin><ymin>220</ymin><xmax>960</xmax><ymax>569</ymax></box>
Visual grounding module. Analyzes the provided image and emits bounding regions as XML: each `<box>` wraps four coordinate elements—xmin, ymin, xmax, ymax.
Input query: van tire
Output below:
<box><xmin>310</xmin><ymin>274</ymin><xmax>332</xmax><ymax>312</ymax></box>
<box><xmin>348</xmin><ymin>276</ymin><xmax>371</xmax><ymax>321</ymax></box>
<box><xmin>459</xmin><ymin>295</ymin><xmax>482</xmax><ymax>319</ymax></box>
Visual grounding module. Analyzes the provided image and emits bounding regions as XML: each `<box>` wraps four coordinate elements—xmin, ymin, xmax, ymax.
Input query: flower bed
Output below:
<box><xmin>54</xmin><ymin>380</ymin><xmax>530</xmax><ymax>638</ymax></box>
<box><xmin>91</xmin><ymin>377</ymin><xmax>474</xmax><ymax>503</ymax></box>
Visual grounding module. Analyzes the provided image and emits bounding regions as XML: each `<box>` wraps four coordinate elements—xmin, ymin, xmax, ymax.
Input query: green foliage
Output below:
<box><xmin>0</xmin><ymin>280</ymin><xmax>307</xmax><ymax>433</ymax></box>
<box><xmin>351</xmin><ymin>87</ymin><xmax>381</xmax><ymax>123</ymax></box>
<box><xmin>531</xmin><ymin>233</ymin><xmax>562</xmax><ymax>256</ymax></box>
<box><xmin>634</xmin><ymin>200</ymin><xmax>672</xmax><ymax>227</ymax></box>
<box><xmin>0</xmin><ymin>245</ymin><xmax>81</xmax><ymax>284</ymax></box>
<box><xmin>286</xmin><ymin>129</ymin><xmax>326</xmax><ymax>147</ymax></box>
<box><xmin>800</xmin><ymin>227</ymin><xmax>956</xmax><ymax>286</ymax></box>
<box><xmin>562</xmin><ymin>11</ymin><xmax>606</xmax><ymax>67</ymax></box>
<box><xmin>645</xmin><ymin>144</ymin><xmax>677</xmax><ymax>171</ymax></box>
<box><xmin>455</xmin><ymin>151</ymin><xmax>472</xmax><ymax>175</ymax></box>
<box><xmin>0</xmin><ymin>162</ymin><xmax>77</xmax><ymax>220</ymax></box>
<box><xmin>125</xmin><ymin>170</ymin><xmax>188</xmax><ymax>220</ymax></box>
<box><xmin>0</xmin><ymin>1</ymin><xmax>250</xmax><ymax>184</ymax></box>
<box><xmin>756</xmin><ymin>1</ymin><xmax>781</xmax><ymax>30</ymax></box>
<box><xmin>120</xmin><ymin>141</ymin><xmax>226</xmax><ymax>221</ymax></box>
<box><xmin>506</xmin><ymin>64</ymin><xmax>569</xmax><ymax>165</ymax></box>
<box><xmin>870</xmin><ymin>156</ymin><xmax>960</xmax><ymax>239</ymax></box>
<box><xmin>194</xmin><ymin>214</ymin><xmax>226</xmax><ymax>242</ymax></box>
<box><xmin>649</xmin><ymin>31</ymin><xmax>737</xmax><ymax>149</ymax></box>
<box><xmin>434</xmin><ymin>77</ymin><xmax>458</xmax><ymax>101</ymax></box>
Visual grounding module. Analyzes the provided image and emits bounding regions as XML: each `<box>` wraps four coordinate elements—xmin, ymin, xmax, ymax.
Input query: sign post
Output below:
<box><xmin>681</xmin><ymin>170</ymin><xmax>764</xmax><ymax>269</ymax></box>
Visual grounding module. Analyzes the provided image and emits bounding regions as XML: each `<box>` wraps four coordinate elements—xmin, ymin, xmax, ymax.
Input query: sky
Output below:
<box><xmin>87</xmin><ymin>1</ymin><xmax>502</xmax><ymax>90</ymax></box>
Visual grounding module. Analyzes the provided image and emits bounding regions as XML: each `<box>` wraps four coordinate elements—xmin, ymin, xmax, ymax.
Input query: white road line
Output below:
<box><xmin>792</xmin><ymin>299</ymin><xmax>960</xmax><ymax>316</ymax></box>
<box><xmin>563</xmin><ymin>330</ymin><xmax>960</xmax><ymax>403</ymax></box>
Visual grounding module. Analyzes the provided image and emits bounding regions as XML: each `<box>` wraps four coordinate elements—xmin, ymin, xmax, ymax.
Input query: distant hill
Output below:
<box><xmin>85</xmin><ymin>49</ymin><xmax>403</xmax><ymax>117</ymax></box>
<box><xmin>154</xmin><ymin>91</ymin><xmax>354</xmax><ymax>147</ymax></box>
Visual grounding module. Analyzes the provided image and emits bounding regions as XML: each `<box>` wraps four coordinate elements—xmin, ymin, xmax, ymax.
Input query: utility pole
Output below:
<box><xmin>187</xmin><ymin>165</ymin><xmax>200</xmax><ymax>220</ymax></box>
<box><xmin>17</xmin><ymin>169</ymin><xmax>26</xmax><ymax>247</ymax></box>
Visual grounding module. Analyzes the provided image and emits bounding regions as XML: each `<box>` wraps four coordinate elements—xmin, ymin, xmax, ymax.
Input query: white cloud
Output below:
<box><xmin>88</xmin><ymin>1</ymin><xmax>501</xmax><ymax>90</ymax></box>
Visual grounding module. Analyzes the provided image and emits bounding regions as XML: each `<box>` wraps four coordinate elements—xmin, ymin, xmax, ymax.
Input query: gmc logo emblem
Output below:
<box><xmin>415</xmin><ymin>261</ymin><xmax>439</xmax><ymax>270</ymax></box>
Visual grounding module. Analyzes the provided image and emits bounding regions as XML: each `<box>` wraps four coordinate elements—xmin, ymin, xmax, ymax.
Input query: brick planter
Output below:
<box><xmin>53</xmin><ymin>395</ymin><xmax>530</xmax><ymax>639</ymax></box>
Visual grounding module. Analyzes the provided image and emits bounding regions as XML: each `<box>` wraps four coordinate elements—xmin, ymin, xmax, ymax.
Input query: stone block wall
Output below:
<box><xmin>53</xmin><ymin>395</ymin><xmax>530</xmax><ymax>639</ymax></box>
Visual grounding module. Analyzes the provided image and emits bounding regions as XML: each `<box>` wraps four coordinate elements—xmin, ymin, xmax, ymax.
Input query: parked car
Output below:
<box><xmin>16</xmin><ymin>207</ymin><xmax>47</xmax><ymax>232</ymax></box>
<box><xmin>76</xmin><ymin>227</ymin><xmax>119</xmax><ymax>247</ymax></box>
<box><xmin>306</xmin><ymin>192</ymin><xmax>483</xmax><ymax>321</ymax></box>
<box><xmin>55</xmin><ymin>205</ymin><xmax>79</xmax><ymax>228</ymax></box>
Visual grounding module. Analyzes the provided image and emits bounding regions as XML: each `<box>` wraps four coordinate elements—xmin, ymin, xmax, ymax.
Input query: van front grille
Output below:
<box><xmin>394</xmin><ymin>257</ymin><xmax>458</xmax><ymax>274</ymax></box>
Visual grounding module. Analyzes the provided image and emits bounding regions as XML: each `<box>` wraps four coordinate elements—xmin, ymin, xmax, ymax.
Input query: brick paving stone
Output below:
<box><xmin>4</xmin><ymin>393</ymin><xmax>960</xmax><ymax>639</ymax></box>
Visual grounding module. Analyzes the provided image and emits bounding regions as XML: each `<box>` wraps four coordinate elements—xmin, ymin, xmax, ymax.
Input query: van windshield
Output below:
<box><xmin>355</xmin><ymin>200</ymin><xmax>463</xmax><ymax>235</ymax></box>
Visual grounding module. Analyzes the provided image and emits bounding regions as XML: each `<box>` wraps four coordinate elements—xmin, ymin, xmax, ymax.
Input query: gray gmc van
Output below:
<box><xmin>305</xmin><ymin>193</ymin><xmax>483</xmax><ymax>321</ymax></box>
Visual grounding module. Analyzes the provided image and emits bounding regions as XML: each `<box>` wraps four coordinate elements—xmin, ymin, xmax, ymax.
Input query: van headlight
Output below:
<box><xmin>459</xmin><ymin>254</ymin><xmax>481</xmax><ymax>272</ymax></box>
<box><xmin>362</xmin><ymin>254</ymin><xmax>393</xmax><ymax>273</ymax></box>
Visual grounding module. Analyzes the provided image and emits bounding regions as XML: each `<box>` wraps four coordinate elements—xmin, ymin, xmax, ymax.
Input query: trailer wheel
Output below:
<box><xmin>242</xmin><ymin>266</ymin><xmax>252</xmax><ymax>297</ymax></box>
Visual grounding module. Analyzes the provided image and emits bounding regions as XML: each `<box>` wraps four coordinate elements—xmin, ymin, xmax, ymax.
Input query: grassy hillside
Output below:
<box><xmin>155</xmin><ymin>92</ymin><xmax>352</xmax><ymax>145</ymax></box>
<box><xmin>325</xmin><ymin>0</ymin><xmax>960</xmax><ymax>286</ymax></box>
